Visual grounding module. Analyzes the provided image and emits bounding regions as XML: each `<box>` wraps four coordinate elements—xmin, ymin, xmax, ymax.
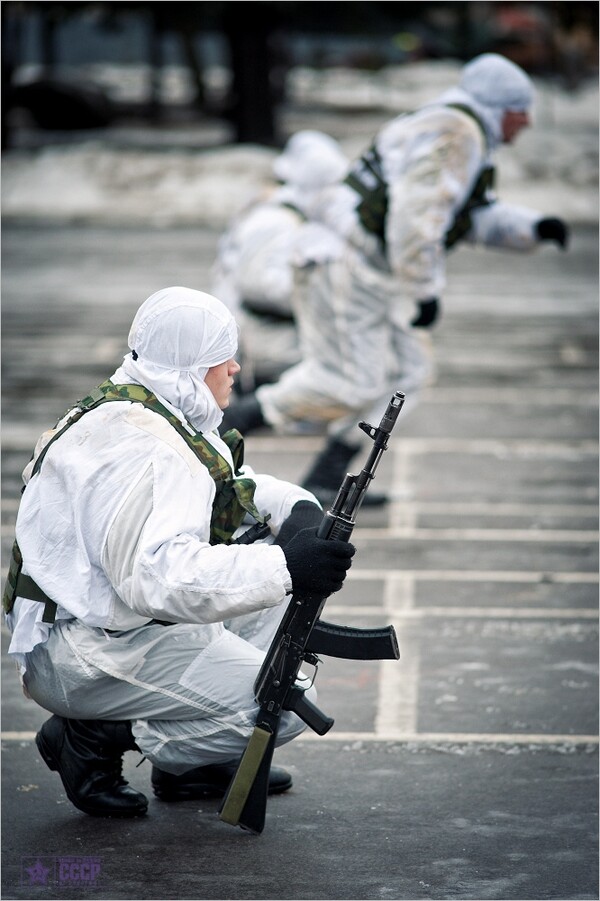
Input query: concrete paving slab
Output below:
<box><xmin>2</xmin><ymin>739</ymin><xmax>597</xmax><ymax>901</ymax></box>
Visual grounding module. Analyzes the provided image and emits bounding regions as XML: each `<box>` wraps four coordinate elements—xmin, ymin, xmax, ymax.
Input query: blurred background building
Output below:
<box><xmin>2</xmin><ymin>1</ymin><xmax>598</xmax><ymax>150</ymax></box>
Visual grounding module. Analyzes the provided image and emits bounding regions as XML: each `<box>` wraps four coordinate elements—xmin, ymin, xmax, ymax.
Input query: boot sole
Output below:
<box><xmin>153</xmin><ymin>777</ymin><xmax>293</xmax><ymax>802</ymax></box>
<box><xmin>36</xmin><ymin>731</ymin><xmax>148</xmax><ymax>818</ymax></box>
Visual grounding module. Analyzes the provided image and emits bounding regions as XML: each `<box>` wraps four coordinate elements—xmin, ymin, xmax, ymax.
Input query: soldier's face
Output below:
<box><xmin>501</xmin><ymin>110</ymin><xmax>530</xmax><ymax>143</ymax></box>
<box><xmin>205</xmin><ymin>358</ymin><xmax>241</xmax><ymax>408</ymax></box>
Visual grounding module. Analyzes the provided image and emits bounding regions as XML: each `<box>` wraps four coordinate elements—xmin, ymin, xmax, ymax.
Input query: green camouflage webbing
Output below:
<box><xmin>344</xmin><ymin>104</ymin><xmax>494</xmax><ymax>253</ymax></box>
<box><xmin>80</xmin><ymin>380</ymin><xmax>268</xmax><ymax>546</ymax></box>
<box><xmin>444</xmin><ymin>163</ymin><xmax>495</xmax><ymax>249</ymax></box>
<box><xmin>2</xmin><ymin>380</ymin><xmax>268</xmax><ymax>616</ymax></box>
<box><xmin>344</xmin><ymin>144</ymin><xmax>388</xmax><ymax>244</ymax></box>
<box><xmin>2</xmin><ymin>542</ymin><xmax>23</xmax><ymax>616</ymax></box>
<box><xmin>279</xmin><ymin>201</ymin><xmax>307</xmax><ymax>220</ymax></box>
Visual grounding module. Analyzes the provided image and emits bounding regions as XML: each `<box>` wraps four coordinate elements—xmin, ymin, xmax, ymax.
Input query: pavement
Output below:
<box><xmin>1</xmin><ymin>218</ymin><xmax>598</xmax><ymax>900</ymax></box>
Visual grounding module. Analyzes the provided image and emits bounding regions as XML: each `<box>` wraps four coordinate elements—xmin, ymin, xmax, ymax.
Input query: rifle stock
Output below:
<box><xmin>218</xmin><ymin>391</ymin><xmax>405</xmax><ymax>833</ymax></box>
<box><xmin>219</xmin><ymin>715</ymin><xmax>277</xmax><ymax>834</ymax></box>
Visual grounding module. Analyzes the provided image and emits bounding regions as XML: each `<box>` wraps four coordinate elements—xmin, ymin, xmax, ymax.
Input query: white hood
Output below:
<box><xmin>272</xmin><ymin>130</ymin><xmax>349</xmax><ymax>212</ymax></box>
<box><xmin>430</xmin><ymin>53</ymin><xmax>534</xmax><ymax>150</ymax></box>
<box><xmin>113</xmin><ymin>286</ymin><xmax>238</xmax><ymax>434</ymax></box>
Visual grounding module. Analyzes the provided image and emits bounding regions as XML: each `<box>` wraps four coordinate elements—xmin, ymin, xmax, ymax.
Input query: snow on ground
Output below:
<box><xmin>2</xmin><ymin>61</ymin><xmax>598</xmax><ymax>228</ymax></box>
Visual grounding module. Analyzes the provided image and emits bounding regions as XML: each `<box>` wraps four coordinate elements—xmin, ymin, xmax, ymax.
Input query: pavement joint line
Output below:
<box><xmin>389</xmin><ymin>441</ymin><xmax>415</xmax><ymax>531</ymax></box>
<box><xmin>7</xmin><ymin>568</ymin><xmax>592</xmax><ymax>584</ymax></box>
<box><xmin>232</xmin><ymin>437</ymin><xmax>599</xmax><ymax>455</ymax></box>
<box><xmin>324</xmin><ymin>605</ymin><xmax>600</xmax><ymax>619</ymax></box>
<box><xmin>3</xmin><ymin>525</ymin><xmax>596</xmax><ymax>542</ymax></box>
<box><xmin>2</xmin><ymin>435</ymin><xmax>598</xmax><ymax>455</ymax></box>
<box><xmin>383</xmin><ymin>573</ymin><xmax>415</xmax><ymax>612</ymax></box>
<box><xmin>3</xmin><ymin>499</ymin><xmax>597</xmax><ymax>516</ymax></box>
<box><xmin>376</xmin><ymin>654</ymin><xmax>418</xmax><ymax>735</ymax></box>
<box><xmin>2</xmin><ymin>731</ymin><xmax>597</xmax><ymax>745</ymax></box>
<box><xmin>419</xmin><ymin>388</ymin><xmax>598</xmax><ymax>406</ymax></box>
<box><xmin>352</xmin><ymin>527</ymin><xmax>598</xmax><ymax>542</ymax></box>
<box><xmin>346</xmin><ymin>569</ymin><xmax>599</xmax><ymax>583</ymax></box>
<box><xmin>377</xmin><ymin>574</ymin><xmax>417</xmax><ymax>734</ymax></box>
<box><xmin>394</xmin><ymin>502</ymin><xmax>599</xmax><ymax>515</ymax></box>
<box><xmin>294</xmin><ymin>732</ymin><xmax>600</xmax><ymax>745</ymax></box>
<box><xmin>386</xmin><ymin>439</ymin><xmax>599</xmax><ymax>456</ymax></box>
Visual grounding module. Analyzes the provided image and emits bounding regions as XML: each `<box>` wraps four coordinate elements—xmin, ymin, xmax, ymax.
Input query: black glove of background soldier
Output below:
<box><xmin>411</xmin><ymin>297</ymin><xmax>440</xmax><ymax>328</ymax></box>
<box><xmin>536</xmin><ymin>217</ymin><xmax>569</xmax><ymax>249</ymax></box>
<box><xmin>411</xmin><ymin>217</ymin><xmax>569</xmax><ymax>332</ymax></box>
<box><xmin>278</xmin><ymin>524</ymin><xmax>355</xmax><ymax>597</ymax></box>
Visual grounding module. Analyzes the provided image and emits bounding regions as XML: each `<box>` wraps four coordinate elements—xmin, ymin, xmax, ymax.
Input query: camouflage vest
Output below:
<box><xmin>3</xmin><ymin>380</ymin><xmax>268</xmax><ymax>618</ymax></box>
<box><xmin>344</xmin><ymin>103</ymin><xmax>495</xmax><ymax>253</ymax></box>
<box><xmin>83</xmin><ymin>381</ymin><xmax>267</xmax><ymax>544</ymax></box>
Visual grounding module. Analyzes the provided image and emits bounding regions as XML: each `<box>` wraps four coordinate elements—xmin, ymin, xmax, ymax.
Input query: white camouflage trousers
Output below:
<box><xmin>256</xmin><ymin>249</ymin><xmax>432</xmax><ymax>443</ymax></box>
<box><xmin>23</xmin><ymin>602</ymin><xmax>313</xmax><ymax>774</ymax></box>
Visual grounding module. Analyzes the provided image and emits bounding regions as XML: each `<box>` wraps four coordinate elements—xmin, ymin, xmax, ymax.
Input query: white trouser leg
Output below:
<box><xmin>258</xmin><ymin>255</ymin><xmax>391</xmax><ymax>431</ymax></box>
<box><xmin>328</xmin><ymin>321</ymin><xmax>432</xmax><ymax>444</ymax></box>
<box><xmin>24</xmin><ymin>611</ymin><xmax>314</xmax><ymax>775</ymax></box>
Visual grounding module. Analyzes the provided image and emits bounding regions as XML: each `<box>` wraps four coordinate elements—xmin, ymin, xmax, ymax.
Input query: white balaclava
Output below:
<box><xmin>116</xmin><ymin>286</ymin><xmax>238</xmax><ymax>433</ymax></box>
<box><xmin>434</xmin><ymin>53</ymin><xmax>534</xmax><ymax>149</ymax></box>
<box><xmin>272</xmin><ymin>130</ymin><xmax>349</xmax><ymax>210</ymax></box>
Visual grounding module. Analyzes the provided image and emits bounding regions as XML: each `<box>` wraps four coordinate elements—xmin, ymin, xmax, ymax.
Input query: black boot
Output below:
<box><xmin>221</xmin><ymin>394</ymin><xmax>266</xmax><ymax>435</ymax></box>
<box><xmin>36</xmin><ymin>715</ymin><xmax>148</xmax><ymax>818</ymax></box>
<box><xmin>301</xmin><ymin>437</ymin><xmax>388</xmax><ymax>508</ymax></box>
<box><xmin>151</xmin><ymin>762</ymin><xmax>292</xmax><ymax>801</ymax></box>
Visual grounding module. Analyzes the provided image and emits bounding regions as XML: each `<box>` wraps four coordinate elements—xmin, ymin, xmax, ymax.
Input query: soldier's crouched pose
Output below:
<box><xmin>4</xmin><ymin>286</ymin><xmax>354</xmax><ymax>817</ymax></box>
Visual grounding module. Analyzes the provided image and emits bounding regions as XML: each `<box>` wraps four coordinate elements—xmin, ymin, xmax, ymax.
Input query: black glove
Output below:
<box><xmin>411</xmin><ymin>297</ymin><xmax>440</xmax><ymax>328</ymax></box>
<box><xmin>275</xmin><ymin>501</ymin><xmax>323</xmax><ymax>548</ymax></box>
<box><xmin>282</xmin><ymin>526</ymin><xmax>355</xmax><ymax>597</ymax></box>
<box><xmin>536</xmin><ymin>217</ymin><xmax>569</xmax><ymax>249</ymax></box>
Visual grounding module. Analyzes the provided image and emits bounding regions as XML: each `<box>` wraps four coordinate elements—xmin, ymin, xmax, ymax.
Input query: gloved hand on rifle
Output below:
<box><xmin>279</xmin><ymin>526</ymin><xmax>355</xmax><ymax>596</ymax></box>
<box><xmin>275</xmin><ymin>500</ymin><xmax>323</xmax><ymax>548</ymax></box>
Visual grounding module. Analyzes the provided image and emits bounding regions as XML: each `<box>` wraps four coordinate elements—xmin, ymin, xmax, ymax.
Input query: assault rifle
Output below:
<box><xmin>219</xmin><ymin>391</ymin><xmax>405</xmax><ymax>833</ymax></box>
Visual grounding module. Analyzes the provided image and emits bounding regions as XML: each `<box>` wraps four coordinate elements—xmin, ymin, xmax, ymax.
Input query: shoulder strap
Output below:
<box><xmin>4</xmin><ymin>381</ymin><xmax>269</xmax><ymax>620</ymax></box>
<box><xmin>444</xmin><ymin>103</ymin><xmax>488</xmax><ymax>143</ymax></box>
<box><xmin>279</xmin><ymin>201</ymin><xmax>307</xmax><ymax>221</ymax></box>
<box><xmin>29</xmin><ymin>390</ymin><xmax>103</xmax><ymax>479</ymax></box>
<box><xmin>444</xmin><ymin>164</ymin><xmax>496</xmax><ymax>250</ymax></box>
<box><xmin>94</xmin><ymin>381</ymin><xmax>240</xmax><ymax>484</ymax></box>
<box><xmin>2</xmin><ymin>540</ymin><xmax>57</xmax><ymax>622</ymax></box>
<box><xmin>344</xmin><ymin>144</ymin><xmax>389</xmax><ymax>244</ymax></box>
<box><xmin>87</xmin><ymin>381</ymin><xmax>268</xmax><ymax>538</ymax></box>
<box><xmin>42</xmin><ymin>380</ymin><xmax>267</xmax><ymax>538</ymax></box>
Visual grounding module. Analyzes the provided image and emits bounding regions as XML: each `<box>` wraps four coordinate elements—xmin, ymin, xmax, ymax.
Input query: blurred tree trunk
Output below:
<box><xmin>40</xmin><ymin>8</ymin><xmax>57</xmax><ymax>73</ymax></box>
<box><xmin>148</xmin><ymin>9</ymin><xmax>164</xmax><ymax>121</ymax></box>
<box><xmin>223</xmin><ymin>4</ymin><xmax>278</xmax><ymax>145</ymax></box>
<box><xmin>179</xmin><ymin>32</ymin><xmax>205</xmax><ymax>110</ymax></box>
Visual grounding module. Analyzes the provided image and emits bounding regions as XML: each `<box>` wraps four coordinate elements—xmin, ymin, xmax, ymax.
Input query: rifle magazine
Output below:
<box><xmin>307</xmin><ymin>619</ymin><xmax>400</xmax><ymax>660</ymax></box>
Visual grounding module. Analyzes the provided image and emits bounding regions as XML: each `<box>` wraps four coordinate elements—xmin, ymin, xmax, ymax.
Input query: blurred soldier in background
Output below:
<box><xmin>210</xmin><ymin>130</ymin><xmax>349</xmax><ymax>392</ymax></box>
<box><xmin>222</xmin><ymin>53</ymin><xmax>569</xmax><ymax>506</ymax></box>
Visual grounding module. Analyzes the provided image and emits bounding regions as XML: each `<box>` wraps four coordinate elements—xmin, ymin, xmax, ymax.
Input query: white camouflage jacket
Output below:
<box><xmin>6</xmin><ymin>395</ymin><xmax>317</xmax><ymax>671</ymax></box>
<box><xmin>300</xmin><ymin>101</ymin><xmax>542</xmax><ymax>304</ymax></box>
